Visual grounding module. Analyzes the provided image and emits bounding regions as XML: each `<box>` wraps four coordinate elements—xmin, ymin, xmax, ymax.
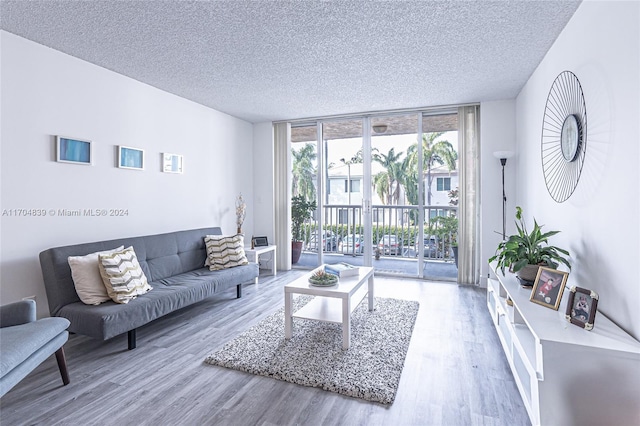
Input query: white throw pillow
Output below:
<box><xmin>68</xmin><ymin>246</ymin><xmax>125</xmax><ymax>305</ymax></box>
<box><xmin>98</xmin><ymin>246</ymin><xmax>152</xmax><ymax>304</ymax></box>
<box><xmin>204</xmin><ymin>234</ymin><xmax>249</xmax><ymax>271</ymax></box>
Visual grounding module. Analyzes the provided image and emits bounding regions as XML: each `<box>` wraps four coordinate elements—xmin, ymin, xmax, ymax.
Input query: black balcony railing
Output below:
<box><xmin>302</xmin><ymin>204</ymin><xmax>458</xmax><ymax>261</ymax></box>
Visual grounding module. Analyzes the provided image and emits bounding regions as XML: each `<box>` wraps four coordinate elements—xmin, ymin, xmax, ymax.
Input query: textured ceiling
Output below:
<box><xmin>0</xmin><ymin>0</ymin><xmax>580</xmax><ymax>123</ymax></box>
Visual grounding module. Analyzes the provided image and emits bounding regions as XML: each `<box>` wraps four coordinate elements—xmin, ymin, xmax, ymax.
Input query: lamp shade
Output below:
<box><xmin>493</xmin><ymin>150</ymin><xmax>514</xmax><ymax>160</ymax></box>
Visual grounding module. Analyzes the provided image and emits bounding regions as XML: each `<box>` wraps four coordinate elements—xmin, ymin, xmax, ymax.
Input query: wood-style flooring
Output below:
<box><xmin>0</xmin><ymin>270</ymin><xmax>530</xmax><ymax>426</ymax></box>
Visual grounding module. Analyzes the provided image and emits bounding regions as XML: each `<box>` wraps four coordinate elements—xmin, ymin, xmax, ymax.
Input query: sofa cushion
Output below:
<box><xmin>98</xmin><ymin>247</ymin><xmax>152</xmax><ymax>304</ymax></box>
<box><xmin>68</xmin><ymin>246</ymin><xmax>125</xmax><ymax>305</ymax></box>
<box><xmin>205</xmin><ymin>235</ymin><xmax>249</xmax><ymax>270</ymax></box>
<box><xmin>57</xmin><ymin>264</ymin><xmax>259</xmax><ymax>340</ymax></box>
<box><xmin>0</xmin><ymin>317</ymin><xmax>70</xmax><ymax>377</ymax></box>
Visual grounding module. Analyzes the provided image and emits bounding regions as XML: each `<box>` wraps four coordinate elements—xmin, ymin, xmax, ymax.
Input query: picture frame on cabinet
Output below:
<box><xmin>565</xmin><ymin>286</ymin><xmax>599</xmax><ymax>331</ymax></box>
<box><xmin>56</xmin><ymin>136</ymin><xmax>92</xmax><ymax>165</ymax></box>
<box><xmin>252</xmin><ymin>236</ymin><xmax>269</xmax><ymax>247</ymax></box>
<box><xmin>162</xmin><ymin>153</ymin><xmax>183</xmax><ymax>173</ymax></box>
<box><xmin>529</xmin><ymin>266</ymin><xmax>568</xmax><ymax>310</ymax></box>
<box><xmin>118</xmin><ymin>146</ymin><xmax>144</xmax><ymax>170</ymax></box>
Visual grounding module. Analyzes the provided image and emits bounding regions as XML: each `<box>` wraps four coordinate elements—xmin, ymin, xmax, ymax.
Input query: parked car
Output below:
<box><xmin>307</xmin><ymin>231</ymin><xmax>338</xmax><ymax>252</ymax></box>
<box><xmin>340</xmin><ymin>234</ymin><xmax>364</xmax><ymax>254</ymax></box>
<box><xmin>414</xmin><ymin>236</ymin><xmax>439</xmax><ymax>258</ymax></box>
<box><xmin>377</xmin><ymin>235</ymin><xmax>403</xmax><ymax>256</ymax></box>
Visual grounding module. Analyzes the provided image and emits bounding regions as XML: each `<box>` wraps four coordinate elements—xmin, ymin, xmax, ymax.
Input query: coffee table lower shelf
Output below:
<box><xmin>292</xmin><ymin>292</ymin><xmax>365</xmax><ymax>324</ymax></box>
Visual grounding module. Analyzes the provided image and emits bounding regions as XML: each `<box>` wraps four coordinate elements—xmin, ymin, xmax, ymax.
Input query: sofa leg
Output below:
<box><xmin>128</xmin><ymin>329</ymin><xmax>136</xmax><ymax>350</ymax></box>
<box><xmin>55</xmin><ymin>347</ymin><xmax>70</xmax><ymax>386</ymax></box>
<box><xmin>237</xmin><ymin>284</ymin><xmax>242</xmax><ymax>298</ymax></box>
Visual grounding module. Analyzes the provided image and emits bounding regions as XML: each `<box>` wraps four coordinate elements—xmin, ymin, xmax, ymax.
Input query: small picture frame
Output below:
<box><xmin>252</xmin><ymin>236</ymin><xmax>269</xmax><ymax>247</ymax></box>
<box><xmin>56</xmin><ymin>136</ymin><xmax>92</xmax><ymax>165</ymax></box>
<box><xmin>118</xmin><ymin>146</ymin><xmax>144</xmax><ymax>170</ymax></box>
<box><xmin>162</xmin><ymin>153</ymin><xmax>183</xmax><ymax>173</ymax></box>
<box><xmin>565</xmin><ymin>286</ymin><xmax>599</xmax><ymax>330</ymax></box>
<box><xmin>529</xmin><ymin>266</ymin><xmax>569</xmax><ymax>310</ymax></box>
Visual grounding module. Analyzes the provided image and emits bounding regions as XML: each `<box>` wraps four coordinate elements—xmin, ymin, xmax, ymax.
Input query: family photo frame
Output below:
<box><xmin>529</xmin><ymin>266</ymin><xmax>569</xmax><ymax>310</ymax></box>
<box><xmin>565</xmin><ymin>286</ymin><xmax>599</xmax><ymax>330</ymax></box>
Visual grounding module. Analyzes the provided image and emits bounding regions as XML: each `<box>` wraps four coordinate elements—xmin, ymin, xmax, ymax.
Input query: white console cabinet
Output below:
<box><xmin>488</xmin><ymin>264</ymin><xmax>640</xmax><ymax>426</ymax></box>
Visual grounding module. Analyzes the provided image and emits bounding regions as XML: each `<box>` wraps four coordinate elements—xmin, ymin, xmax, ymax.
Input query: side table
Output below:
<box><xmin>244</xmin><ymin>245</ymin><xmax>277</xmax><ymax>283</ymax></box>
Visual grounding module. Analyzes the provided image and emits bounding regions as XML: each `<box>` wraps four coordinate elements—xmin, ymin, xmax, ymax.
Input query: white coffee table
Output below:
<box><xmin>284</xmin><ymin>266</ymin><xmax>374</xmax><ymax>350</ymax></box>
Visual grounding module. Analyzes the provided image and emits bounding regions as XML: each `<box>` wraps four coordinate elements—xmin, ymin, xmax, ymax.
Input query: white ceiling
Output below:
<box><xmin>0</xmin><ymin>0</ymin><xmax>580</xmax><ymax>123</ymax></box>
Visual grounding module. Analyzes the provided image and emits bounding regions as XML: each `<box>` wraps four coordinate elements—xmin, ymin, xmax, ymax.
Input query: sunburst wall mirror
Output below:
<box><xmin>541</xmin><ymin>71</ymin><xmax>587</xmax><ymax>203</ymax></box>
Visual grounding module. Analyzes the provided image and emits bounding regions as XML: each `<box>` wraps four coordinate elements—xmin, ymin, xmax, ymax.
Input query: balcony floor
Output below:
<box><xmin>295</xmin><ymin>251</ymin><xmax>458</xmax><ymax>281</ymax></box>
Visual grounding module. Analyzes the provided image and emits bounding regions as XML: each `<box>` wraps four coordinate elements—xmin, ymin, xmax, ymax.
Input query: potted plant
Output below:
<box><xmin>291</xmin><ymin>195</ymin><xmax>316</xmax><ymax>264</ymax></box>
<box><xmin>489</xmin><ymin>206</ymin><xmax>571</xmax><ymax>282</ymax></box>
<box><xmin>430</xmin><ymin>215</ymin><xmax>459</xmax><ymax>267</ymax></box>
<box><xmin>451</xmin><ymin>235</ymin><xmax>458</xmax><ymax>269</ymax></box>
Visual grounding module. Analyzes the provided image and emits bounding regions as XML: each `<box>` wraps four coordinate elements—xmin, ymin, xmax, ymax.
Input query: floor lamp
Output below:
<box><xmin>493</xmin><ymin>151</ymin><xmax>514</xmax><ymax>240</ymax></box>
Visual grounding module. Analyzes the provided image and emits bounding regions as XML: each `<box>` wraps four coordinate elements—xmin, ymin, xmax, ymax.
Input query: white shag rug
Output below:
<box><xmin>204</xmin><ymin>296</ymin><xmax>419</xmax><ymax>404</ymax></box>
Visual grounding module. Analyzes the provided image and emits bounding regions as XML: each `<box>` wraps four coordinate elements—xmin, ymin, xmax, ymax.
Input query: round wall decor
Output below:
<box><xmin>541</xmin><ymin>71</ymin><xmax>587</xmax><ymax>203</ymax></box>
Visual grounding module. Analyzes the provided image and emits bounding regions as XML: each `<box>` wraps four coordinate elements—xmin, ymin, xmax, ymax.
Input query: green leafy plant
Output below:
<box><xmin>430</xmin><ymin>215</ymin><xmax>458</xmax><ymax>247</ymax></box>
<box><xmin>291</xmin><ymin>195</ymin><xmax>316</xmax><ymax>242</ymax></box>
<box><xmin>488</xmin><ymin>206</ymin><xmax>571</xmax><ymax>274</ymax></box>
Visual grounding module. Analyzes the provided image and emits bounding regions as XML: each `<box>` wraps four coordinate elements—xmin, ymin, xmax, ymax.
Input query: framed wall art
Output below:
<box><xmin>565</xmin><ymin>286</ymin><xmax>599</xmax><ymax>330</ymax></box>
<box><xmin>56</xmin><ymin>136</ymin><xmax>92</xmax><ymax>165</ymax></box>
<box><xmin>162</xmin><ymin>153</ymin><xmax>183</xmax><ymax>174</ymax></box>
<box><xmin>529</xmin><ymin>266</ymin><xmax>569</xmax><ymax>310</ymax></box>
<box><xmin>118</xmin><ymin>146</ymin><xmax>144</xmax><ymax>170</ymax></box>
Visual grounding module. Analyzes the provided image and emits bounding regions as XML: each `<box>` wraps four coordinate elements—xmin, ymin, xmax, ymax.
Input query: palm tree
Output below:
<box><xmin>291</xmin><ymin>143</ymin><xmax>316</xmax><ymax>202</ymax></box>
<box><xmin>402</xmin><ymin>155</ymin><xmax>419</xmax><ymax>206</ymax></box>
<box><xmin>339</xmin><ymin>149</ymin><xmax>364</xmax><ymax>204</ymax></box>
<box><xmin>373</xmin><ymin>171</ymin><xmax>391</xmax><ymax>205</ymax></box>
<box><xmin>372</xmin><ymin>148</ymin><xmax>405</xmax><ymax>205</ymax></box>
<box><xmin>406</xmin><ymin>132</ymin><xmax>457</xmax><ymax>205</ymax></box>
<box><xmin>402</xmin><ymin>155</ymin><xmax>420</xmax><ymax>224</ymax></box>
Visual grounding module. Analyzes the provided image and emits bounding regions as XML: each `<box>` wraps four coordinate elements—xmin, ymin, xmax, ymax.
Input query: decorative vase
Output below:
<box><xmin>516</xmin><ymin>264</ymin><xmax>542</xmax><ymax>282</ymax></box>
<box><xmin>291</xmin><ymin>241</ymin><xmax>303</xmax><ymax>264</ymax></box>
<box><xmin>452</xmin><ymin>246</ymin><xmax>459</xmax><ymax>268</ymax></box>
<box><xmin>237</xmin><ymin>227</ymin><xmax>242</xmax><ymax>235</ymax></box>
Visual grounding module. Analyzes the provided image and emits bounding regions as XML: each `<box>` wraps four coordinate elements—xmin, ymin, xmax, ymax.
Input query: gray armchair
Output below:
<box><xmin>0</xmin><ymin>299</ymin><xmax>70</xmax><ymax>397</ymax></box>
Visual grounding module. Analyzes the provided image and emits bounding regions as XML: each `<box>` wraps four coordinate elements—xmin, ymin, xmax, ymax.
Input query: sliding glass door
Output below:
<box><xmin>323</xmin><ymin>119</ymin><xmax>364</xmax><ymax>267</ymax></box>
<box><xmin>370</xmin><ymin>114</ymin><xmax>419</xmax><ymax>275</ymax></box>
<box><xmin>289</xmin><ymin>109</ymin><xmax>459</xmax><ymax>281</ymax></box>
<box><xmin>420</xmin><ymin>111</ymin><xmax>459</xmax><ymax>280</ymax></box>
<box><xmin>291</xmin><ymin>123</ymin><xmax>318</xmax><ymax>267</ymax></box>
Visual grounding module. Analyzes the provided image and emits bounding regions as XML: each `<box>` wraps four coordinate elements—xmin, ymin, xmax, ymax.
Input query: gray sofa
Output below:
<box><xmin>39</xmin><ymin>227</ymin><xmax>258</xmax><ymax>350</ymax></box>
<box><xmin>0</xmin><ymin>299</ymin><xmax>70</xmax><ymax>397</ymax></box>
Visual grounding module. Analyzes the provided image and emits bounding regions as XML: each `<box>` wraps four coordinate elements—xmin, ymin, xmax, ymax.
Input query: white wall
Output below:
<box><xmin>252</xmin><ymin>122</ymin><xmax>275</xmax><ymax>244</ymax></box>
<box><xmin>480</xmin><ymin>100</ymin><xmax>517</xmax><ymax>287</ymax></box>
<box><xmin>515</xmin><ymin>1</ymin><xmax>639</xmax><ymax>339</ymax></box>
<box><xmin>0</xmin><ymin>32</ymin><xmax>255</xmax><ymax>317</ymax></box>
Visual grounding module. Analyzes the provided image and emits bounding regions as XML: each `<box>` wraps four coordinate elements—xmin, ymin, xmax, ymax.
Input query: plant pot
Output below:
<box><xmin>291</xmin><ymin>241</ymin><xmax>303</xmax><ymax>264</ymax></box>
<box><xmin>516</xmin><ymin>264</ymin><xmax>542</xmax><ymax>282</ymax></box>
<box><xmin>452</xmin><ymin>246</ymin><xmax>458</xmax><ymax>268</ymax></box>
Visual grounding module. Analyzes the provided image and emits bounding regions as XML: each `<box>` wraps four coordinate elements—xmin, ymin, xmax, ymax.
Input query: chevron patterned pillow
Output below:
<box><xmin>205</xmin><ymin>234</ymin><xmax>249</xmax><ymax>271</ymax></box>
<box><xmin>98</xmin><ymin>246</ymin><xmax>152</xmax><ymax>304</ymax></box>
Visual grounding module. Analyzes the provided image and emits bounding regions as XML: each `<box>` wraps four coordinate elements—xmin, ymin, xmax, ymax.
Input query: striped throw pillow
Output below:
<box><xmin>68</xmin><ymin>245</ymin><xmax>125</xmax><ymax>305</ymax></box>
<box><xmin>205</xmin><ymin>234</ymin><xmax>249</xmax><ymax>271</ymax></box>
<box><xmin>98</xmin><ymin>246</ymin><xmax>152</xmax><ymax>304</ymax></box>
